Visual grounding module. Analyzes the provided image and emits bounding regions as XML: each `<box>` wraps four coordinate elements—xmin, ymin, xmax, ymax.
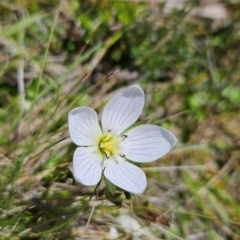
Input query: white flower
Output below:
<box><xmin>68</xmin><ymin>85</ymin><xmax>177</xmax><ymax>194</ymax></box>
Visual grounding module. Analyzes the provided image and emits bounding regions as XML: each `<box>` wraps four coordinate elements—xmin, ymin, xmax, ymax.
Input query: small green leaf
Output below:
<box><xmin>104</xmin><ymin>188</ymin><xmax>125</xmax><ymax>207</ymax></box>
<box><xmin>124</xmin><ymin>192</ymin><xmax>135</xmax><ymax>209</ymax></box>
<box><xmin>104</xmin><ymin>176</ymin><xmax>116</xmax><ymax>195</ymax></box>
<box><xmin>129</xmin><ymin>196</ymin><xmax>134</xmax><ymax>210</ymax></box>
<box><xmin>53</xmin><ymin>167</ymin><xmax>68</xmax><ymax>182</ymax></box>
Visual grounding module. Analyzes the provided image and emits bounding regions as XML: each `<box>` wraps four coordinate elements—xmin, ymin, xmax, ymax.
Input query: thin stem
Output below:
<box><xmin>81</xmin><ymin>178</ymin><xmax>103</xmax><ymax>239</ymax></box>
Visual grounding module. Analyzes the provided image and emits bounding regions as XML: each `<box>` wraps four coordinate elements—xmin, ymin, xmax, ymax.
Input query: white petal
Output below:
<box><xmin>68</xmin><ymin>107</ymin><xmax>102</xmax><ymax>146</ymax></box>
<box><xmin>122</xmin><ymin>124</ymin><xmax>177</xmax><ymax>163</ymax></box>
<box><xmin>73</xmin><ymin>147</ymin><xmax>103</xmax><ymax>186</ymax></box>
<box><xmin>101</xmin><ymin>85</ymin><xmax>144</xmax><ymax>136</ymax></box>
<box><xmin>104</xmin><ymin>155</ymin><xmax>147</xmax><ymax>194</ymax></box>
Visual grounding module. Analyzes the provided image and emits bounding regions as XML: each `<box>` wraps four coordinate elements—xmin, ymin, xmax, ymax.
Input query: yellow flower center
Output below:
<box><xmin>98</xmin><ymin>131</ymin><xmax>122</xmax><ymax>158</ymax></box>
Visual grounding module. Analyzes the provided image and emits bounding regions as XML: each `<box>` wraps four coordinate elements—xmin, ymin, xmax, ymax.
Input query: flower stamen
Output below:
<box><xmin>98</xmin><ymin>132</ymin><xmax>122</xmax><ymax>158</ymax></box>
<box><xmin>121</xmin><ymin>135</ymin><xmax>128</xmax><ymax>141</ymax></box>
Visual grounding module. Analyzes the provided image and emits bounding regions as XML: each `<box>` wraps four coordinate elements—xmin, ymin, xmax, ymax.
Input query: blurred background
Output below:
<box><xmin>0</xmin><ymin>0</ymin><xmax>240</xmax><ymax>239</ymax></box>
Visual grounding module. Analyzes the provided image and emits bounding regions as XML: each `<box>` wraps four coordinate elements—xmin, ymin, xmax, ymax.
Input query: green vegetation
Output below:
<box><xmin>0</xmin><ymin>0</ymin><xmax>240</xmax><ymax>239</ymax></box>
